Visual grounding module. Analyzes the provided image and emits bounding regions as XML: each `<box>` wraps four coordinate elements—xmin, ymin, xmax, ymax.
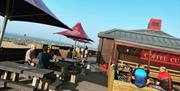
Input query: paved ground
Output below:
<box><xmin>62</xmin><ymin>57</ymin><xmax>107</xmax><ymax>91</ymax></box>
<box><xmin>0</xmin><ymin>57</ymin><xmax>108</xmax><ymax>91</ymax></box>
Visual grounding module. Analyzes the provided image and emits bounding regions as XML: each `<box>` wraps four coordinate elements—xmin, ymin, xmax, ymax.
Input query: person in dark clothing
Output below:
<box><xmin>37</xmin><ymin>44</ymin><xmax>51</xmax><ymax>69</ymax></box>
<box><xmin>47</xmin><ymin>47</ymin><xmax>54</xmax><ymax>59</ymax></box>
<box><xmin>84</xmin><ymin>46</ymin><xmax>88</xmax><ymax>60</ymax></box>
<box><xmin>113</xmin><ymin>63</ymin><xmax>119</xmax><ymax>80</ymax></box>
<box><xmin>132</xmin><ymin>64</ymin><xmax>149</xmax><ymax>88</ymax></box>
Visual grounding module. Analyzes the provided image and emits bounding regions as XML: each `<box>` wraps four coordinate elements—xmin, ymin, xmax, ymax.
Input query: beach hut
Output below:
<box><xmin>97</xmin><ymin>19</ymin><xmax>180</xmax><ymax>90</ymax></box>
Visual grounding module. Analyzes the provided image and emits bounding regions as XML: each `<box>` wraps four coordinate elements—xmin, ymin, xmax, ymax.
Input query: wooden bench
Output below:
<box><xmin>118</xmin><ymin>60</ymin><xmax>180</xmax><ymax>83</ymax></box>
<box><xmin>7</xmin><ymin>81</ymin><xmax>35</xmax><ymax>91</ymax></box>
<box><xmin>49</xmin><ymin>80</ymin><xmax>63</xmax><ymax>91</ymax></box>
<box><xmin>14</xmin><ymin>60</ymin><xmax>26</xmax><ymax>64</ymax></box>
<box><xmin>113</xmin><ymin>80</ymin><xmax>159</xmax><ymax>91</ymax></box>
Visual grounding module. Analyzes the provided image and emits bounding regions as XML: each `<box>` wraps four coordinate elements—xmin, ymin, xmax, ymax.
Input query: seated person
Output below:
<box><xmin>156</xmin><ymin>66</ymin><xmax>173</xmax><ymax>91</ymax></box>
<box><xmin>25</xmin><ymin>44</ymin><xmax>37</xmax><ymax>66</ymax></box>
<box><xmin>132</xmin><ymin>64</ymin><xmax>149</xmax><ymax>88</ymax></box>
<box><xmin>37</xmin><ymin>44</ymin><xmax>51</xmax><ymax>69</ymax></box>
<box><xmin>47</xmin><ymin>47</ymin><xmax>55</xmax><ymax>59</ymax></box>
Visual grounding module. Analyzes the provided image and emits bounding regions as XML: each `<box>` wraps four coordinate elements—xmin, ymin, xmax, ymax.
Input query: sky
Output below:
<box><xmin>0</xmin><ymin>0</ymin><xmax>180</xmax><ymax>48</ymax></box>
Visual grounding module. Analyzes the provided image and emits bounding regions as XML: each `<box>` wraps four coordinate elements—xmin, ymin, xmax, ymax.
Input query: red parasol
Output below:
<box><xmin>54</xmin><ymin>23</ymin><xmax>93</xmax><ymax>42</ymax></box>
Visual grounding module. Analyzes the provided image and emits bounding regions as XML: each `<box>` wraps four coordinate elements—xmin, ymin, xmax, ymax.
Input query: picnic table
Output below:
<box><xmin>50</xmin><ymin>58</ymin><xmax>82</xmax><ymax>84</ymax></box>
<box><xmin>0</xmin><ymin>61</ymin><xmax>55</xmax><ymax>90</ymax></box>
<box><xmin>0</xmin><ymin>61</ymin><xmax>35</xmax><ymax>81</ymax></box>
<box><xmin>49</xmin><ymin>61</ymin><xmax>73</xmax><ymax>81</ymax></box>
<box><xmin>63</xmin><ymin>58</ymin><xmax>81</xmax><ymax>63</ymax></box>
<box><xmin>23</xmin><ymin>68</ymin><xmax>54</xmax><ymax>90</ymax></box>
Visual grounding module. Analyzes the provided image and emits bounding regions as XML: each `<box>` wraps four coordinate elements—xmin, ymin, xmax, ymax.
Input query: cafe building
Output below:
<box><xmin>97</xmin><ymin>19</ymin><xmax>180</xmax><ymax>83</ymax></box>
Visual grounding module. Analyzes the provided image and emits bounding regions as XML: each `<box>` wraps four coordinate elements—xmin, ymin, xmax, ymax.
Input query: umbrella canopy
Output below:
<box><xmin>54</xmin><ymin>23</ymin><xmax>93</xmax><ymax>42</ymax></box>
<box><xmin>0</xmin><ymin>0</ymin><xmax>70</xmax><ymax>28</ymax></box>
<box><xmin>0</xmin><ymin>0</ymin><xmax>71</xmax><ymax>46</ymax></box>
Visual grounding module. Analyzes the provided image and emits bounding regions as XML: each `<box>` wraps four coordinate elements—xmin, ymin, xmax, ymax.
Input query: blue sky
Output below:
<box><xmin>0</xmin><ymin>0</ymin><xmax>180</xmax><ymax>48</ymax></box>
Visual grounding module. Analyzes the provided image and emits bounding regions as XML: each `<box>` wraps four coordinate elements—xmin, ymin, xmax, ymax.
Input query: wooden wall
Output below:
<box><xmin>117</xmin><ymin>46</ymin><xmax>180</xmax><ymax>71</ymax></box>
<box><xmin>0</xmin><ymin>47</ymin><xmax>97</xmax><ymax>61</ymax></box>
<box><xmin>0</xmin><ymin>48</ymin><xmax>60</xmax><ymax>61</ymax></box>
<box><xmin>97</xmin><ymin>38</ymin><xmax>114</xmax><ymax>64</ymax></box>
<box><xmin>0</xmin><ymin>48</ymin><xmax>28</xmax><ymax>61</ymax></box>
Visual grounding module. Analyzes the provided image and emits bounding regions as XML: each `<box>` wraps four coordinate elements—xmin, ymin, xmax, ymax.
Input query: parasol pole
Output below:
<box><xmin>72</xmin><ymin>40</ymin><xmax>77</xmax><ymax>59</ymax></box>
<box><xmin>0</xmin><ymin>16</ymin><xmax>8</xmax><ymax>47</ymax></box>
<box><xmin>77</xmin><ymin>41</ymin><xmax>79</xmax><ymax>46</ymax></box>
<box><xmin>84</xmin><ymin>43</ymin><xmax>86</xmax><ymax>47</ymax></box>
<box><xmin>0</xmin><ymin>0</ymin><xmax>10</xmax><ymax>47</ymax></box>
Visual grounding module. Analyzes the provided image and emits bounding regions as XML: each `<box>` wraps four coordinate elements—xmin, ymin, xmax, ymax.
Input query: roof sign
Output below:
<box><xmin>148</xmin><ymin>18</ymin><xmax>162</xmax><ymax>31</ymax></box>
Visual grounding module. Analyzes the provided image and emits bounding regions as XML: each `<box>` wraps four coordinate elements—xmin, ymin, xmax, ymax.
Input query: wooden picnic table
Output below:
<box><xmin>49</xmin><ymin>61</ymin><xmax>72</xmax><ymax>82</ymax></box>
<box><xmin>50</xmin><ymin>59</ymin><xmax>82</xmax><ymax>84</ymax></box>
<box><xmin>63</xmin><ymin>58</ymin><xmax>81</xmax><ymax>63</ymax></box>
<box><xmin>23</xmin><ymin>68</ymin><xmax>54</xmax><ymax>78</ymax></box>
<box><xmin>0</xmin><ymin>61</ymin><xmax>35</xmax><ymax>81</ymax></box>
<box><xmin>0</xmin><ymin>61</ymin><xmax>35</xmax><ymax>73</ymax></box>
<box><xmin>0</xmin><ymin>61</ymin><xmax>55</xmax><ymax>90</ymax></box>
<box><xmin>23</xmin><ymin>68</ymin><xmax>54</xmax><ymax>90</ymax></box>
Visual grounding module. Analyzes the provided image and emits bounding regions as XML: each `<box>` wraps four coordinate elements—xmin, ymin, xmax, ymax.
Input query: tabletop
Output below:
<box><xmin>0</xmin><ymin>61</ymin><xmax>35</xmax><ymax>73</ymax></box>
<box><xmin>23</xmin><ymin>68</ymin><xmax>54</xmax><ymax>78</ymax></box>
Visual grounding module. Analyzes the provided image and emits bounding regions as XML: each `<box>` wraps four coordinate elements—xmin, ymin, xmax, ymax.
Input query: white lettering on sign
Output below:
<box><xmin>140</xmin><ymin>51</ymin><xmax>180</xmax><ymax>66</ymax></box>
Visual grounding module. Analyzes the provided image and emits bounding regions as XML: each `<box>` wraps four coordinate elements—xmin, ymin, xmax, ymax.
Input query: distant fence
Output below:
<box><xmin>0</xmin><ymin>48</ymin><xmax>28</xmax><ymax>61</ymax></box>
<box><xmin>0</xmin><ymin>48</ymin><xmax>97</xmax><ymax>61</ymax></box>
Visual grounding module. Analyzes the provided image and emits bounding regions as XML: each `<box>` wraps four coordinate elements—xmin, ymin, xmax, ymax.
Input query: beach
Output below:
<box><xmin>1</xmin><ymin>41</ymin><xmax>44</xmax><ymax>49</ymax></box>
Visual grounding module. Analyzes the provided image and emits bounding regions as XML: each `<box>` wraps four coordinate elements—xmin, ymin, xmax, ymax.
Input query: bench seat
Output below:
<box><xmin>7</xmin><ymin>81</ymin><xmax>35</xmax><ymax>91</ymax></box>
<box><xmin>49</xmin><ymin>80</ymin><xmax>63</xmax><ymax>91</ymax></box>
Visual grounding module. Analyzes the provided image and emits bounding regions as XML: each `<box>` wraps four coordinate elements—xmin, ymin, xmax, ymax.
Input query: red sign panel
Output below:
<box><xmin>148</xmin><ymin>18</ymin><xmax>162</xmax><ymax>31</ymax></box>
<box><xmin>140</xmin><ymin>50</ymin><xmax>180</xmax><ymax>66</ymax></box>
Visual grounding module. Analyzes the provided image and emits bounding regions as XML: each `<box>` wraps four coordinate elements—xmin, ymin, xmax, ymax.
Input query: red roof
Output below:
<box><xmin>54</xmin><ymin>23</ymin><xmax>93</xmax><ymax>42</ymax></box>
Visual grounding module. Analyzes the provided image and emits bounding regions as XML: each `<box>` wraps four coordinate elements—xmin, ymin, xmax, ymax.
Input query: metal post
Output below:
<box><xmin>84</xmin><ymin>43</ymin><xmax>86</xmax><ymax>47</ymax></box>
<box><xmin>148</xmin><ymin>50</ymin><xmax>152</xmax><ymax>70</ymax></box>
<box><xmin>0</xmin><ymin>0</ymin><xmax>10</xmax><ymax>47</ymax></box>
<box><xmin>72</xmin><ymin>40</ymin><xmax>77</xmax><ymax>59</ymax></box>
<box><xmin>0</xmin><ymin>16</ymin><xmax>8</xmax><ymax>47</ymax></box>
<box><xmin>77</xmin><ymin>41</ymin><xmax>79</xmax><ymax>46</ymax></box>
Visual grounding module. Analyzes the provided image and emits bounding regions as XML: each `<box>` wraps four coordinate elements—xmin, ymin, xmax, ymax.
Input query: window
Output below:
<box><xmin>152</xmin><ymin>22</ymin><xmax>159</xmax><ymax>27</ymax></box>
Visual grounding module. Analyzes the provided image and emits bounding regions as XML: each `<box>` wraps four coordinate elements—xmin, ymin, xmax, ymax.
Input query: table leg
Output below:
<box><xmin>38</xmin><ymin>79</ymin><xmax>43</xmax><ymax>89</ymax></box>
<box><xmin>49</xmin><ymin>90</ymin><xmax>55</xmax><ymax>91</ymax></box>
<box><xmin>12</xmin><ymin>72</ymin><xmax>19</xmax><ymax>81</ymax></box>
<box><xmin>32</xmin><ymin>77</ymin><xmax>39</xmax><ymax>87</ymax></box>
<box><xmin>43</xmin><ymin>81</ymin><xmax>48</xmax><ymax>90</ymax></box>
<box><xmin>3</xmin><ymin>71</ymin><xmax>11</xmax><ymax>80</ymax></box>
<box><xmin>80</xmin><ymin>68</ymin><xmax>86</xmax><ymax>75</ymax></box>
<box><xmin>70</xmin><ymin>74</ymin><xmax>76</xmax><ymax>84</ymax></box>
<box><xmin>0</xmin><ymin>69</ymin><xmax>3</xmax><ymax>78</ymax></box>
<box><xmin>86</xmin><ymin>64</ymin><xmax>91</xmax><ymax>69</ymax></box>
